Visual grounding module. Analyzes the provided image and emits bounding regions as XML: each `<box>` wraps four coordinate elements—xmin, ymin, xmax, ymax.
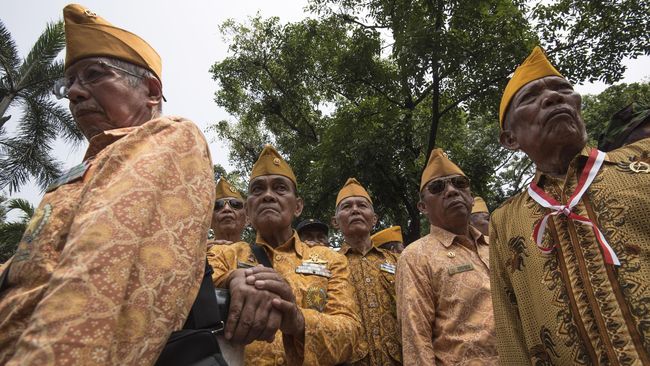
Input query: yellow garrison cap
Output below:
<box><xmin>215</xmin><ymin>177</ymin><xmax>243</xmax><ymax>201</ymax></box>
<box><xmin>250</xmin><ymin>145</ymin><xmax>297</xmax><ymax>187</ymax></box>
<box><xmin>499</xmin><ymin>46</ymin><xmax>563</xmax><ymax>127</ymax></box>
<box><xmin>371</xmin><ymin>226</ymin><xmax>403</xmax><ymax>248</ymax></box>
<box><xmin>420</xmin><ymin>148</ymin><xmax>465</xmax><ymax>191</ymax></box>
<box><xmin>471</xmin><ymin>196</ymin><xmax>489</xmax><ymax>214</ymax></box>
<box><xmin>63</xmin><ymin>4</ymin><xmax>162</xmax><ymax>81</ymax></box>
<box><xmin>336</xmin><ymin>178</ymin><xmax>372</xmax><ymax>207</ymax></box>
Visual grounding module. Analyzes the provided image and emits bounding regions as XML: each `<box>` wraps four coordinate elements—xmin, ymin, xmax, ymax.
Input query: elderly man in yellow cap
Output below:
<box><xmin>332</xmin><ymin>178</ymin><xmax>402</xmax><ymax>365</ymax></box>
<box><xmin>0</xmin><ymin>4</ymin><xmax>215</xmax><ymax>365</ymax></box>
<box><xmin>207</xmin><ymin>145</ymin><xmax>361</xmax><ymax>365</ymax></box>
<box><xmin>470</xmin><ymin>196</ymin><xmax>490</xmax><ymax>236</ymax></box>
<box><xmin>491</xmin><ymin>46</ymin><xmax>650</xmax><ymax>364</ymax></box>
<box><xmin>396</xmin><ymin>149</ymin><xmax>497</xmax><ymax>365</ymax></box>
<box><xmin>371</xmin><ymin>226</ymin><xmax>405</xmax><ymax>254</ymax></box>
<box><xmin>208</xmin><ymin>177</ymin><xmax>247</xmax><ymax>248</ymax></box>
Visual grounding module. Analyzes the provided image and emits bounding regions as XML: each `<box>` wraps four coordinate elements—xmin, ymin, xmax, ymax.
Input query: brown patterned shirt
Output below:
<box><xmin>396</xmin><ymin>225</ymin><xmax>497</xmax><ymax>365</ymax></box>
<box><xmin>0</xmin><ymin>117</ymin><xmax>215</xmax><ymax>365</ymax></box>
<box><xmin>207</xmin><ymin>232</ymin><xmax>362</xmax><ymax>365</ymax></box>
<box><xmin>490</xmin><ymin>140</ymin><xmax>650</xmax><ymax>365</ymax></box>
<box><xmin>339</xmin><ymin>243</ymin><xmax>401</xmax><ymax>365</ymax></box>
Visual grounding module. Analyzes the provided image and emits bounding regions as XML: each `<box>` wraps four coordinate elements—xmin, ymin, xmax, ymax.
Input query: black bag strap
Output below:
<box><xmin>183</xmin><ymin>260</ymin><xmax>223</xmax><ymax>330</ymax></box>
<box><xmin>249</xmin><ymin>243</ymin><xmax>272</xmax><ymax>268</ymax></box>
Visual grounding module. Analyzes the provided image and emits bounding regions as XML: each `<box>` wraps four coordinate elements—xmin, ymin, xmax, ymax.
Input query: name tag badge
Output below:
<box><xmin>380</xmin><ymin>262</ymin><xmax>396</xmax><ymax>274</ymax></box>
<box><xmin>46</xmin><ymin>161</ymin><xmax>90</xmax><ymax>192</ymax></box>
<box><xmin>296</xmin><ymin>262</ymin><xmax>332</xmax><ymax>278</ymax></box>
<box><xmin>448</xmin><ymin>263</ymin><xmax>475</xmax><ymax>276</ymax></box>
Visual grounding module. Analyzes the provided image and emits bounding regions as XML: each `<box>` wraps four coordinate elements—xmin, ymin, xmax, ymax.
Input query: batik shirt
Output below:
<box><xmin>339</xmin><ymin>243</ymin><xmax>401</xmax><ymax>365</ymax></box>
<box><xmin>0</xmin><ymin>117</ymin><xmax>215</xmax><ymax>365</ymax></box>
<box><xmin>397</xmin><ymin>225</ymin><xmax>497</xmax><ymax>365</ymax></box>
<box><xmin>207</xmin><ymin>231</ymin><xmax>361</xmax><ymax>365</ymax></box>
<box><xmin>490</xmin><ymin>140</ymin><xmax>650</xmax><ymax>365</ymax></box>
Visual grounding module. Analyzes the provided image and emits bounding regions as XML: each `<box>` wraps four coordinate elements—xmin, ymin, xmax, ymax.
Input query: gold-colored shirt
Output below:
<box><xmin>339</xmin><ymin>243</ymin><xmax>401</xmax><ymax>365</ymax></box>
<box><xmin>396</xmin><ymin>225</ymin><xmax>497</xmax><ymax>365</ymax></box>
<box><xmin>490</xmin><ymin>140</ymin><xmax>650</xmax><ymax>365</ymax></box>
<box><xmin>207</xmin><ymin>232</ymin><xmax>362</xmax><ymax>365</ymax></box>
<box><xmin>0</xmin><ymin>117</ymin><xmax>215</xmax><ymax>365</ymax></box>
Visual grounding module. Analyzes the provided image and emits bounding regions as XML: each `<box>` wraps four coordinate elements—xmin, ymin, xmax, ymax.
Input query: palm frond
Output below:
<box><xmin>16</xmin><ymin>20</ymin><xmax>65</xmax><ymax>92</ymax></box>
<box><xmin>0</xmin><ymin>20</ymin><xmax>21</xmax><ymax>87</ymax></box>
<box><xmin>0</xmin><ymin>221</ymin><xmax>26</xmax><ymax>262</ymax></box>
<box><xmin>6</xmin><ymin>198</ymin><xmax>34</xmax><ymax>221</ymax></box>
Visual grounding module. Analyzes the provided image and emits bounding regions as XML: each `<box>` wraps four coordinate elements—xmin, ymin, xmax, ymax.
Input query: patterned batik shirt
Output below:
<box><xmin>0</xmin><ymin>117</ymin><xmax>216</xmax><ymax>365</ymax></box>
<box><xmin>490</xmin><ymin>139</ymin><xmax>650</xmax><ymax>365</ymax></box>
<box><xmin>396</xmin><ymin>225</ymin><xmax>497</xmax><ymax>366</ymax></box>
<box><xmin>207</xmin><ymin>231</ymin><xmax>362</xmax><ymax>365</ymax></box>
<box><xmin>338</xmin><ymin>243</ymin><xmax>401</xmax><ymax>365</ymax></box>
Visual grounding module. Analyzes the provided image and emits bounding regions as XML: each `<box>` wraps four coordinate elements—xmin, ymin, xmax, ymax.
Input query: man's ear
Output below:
<box><xmin>417</xmin><ymin>199</ymin><xmax>427</xmax><ymax>214</ymax></box>
<box><xmin>145</xmin><ymin>76</ymin><xmax>163</xmax><ymax>109</ymax></box>
<box><xmin>331</xmin><ymin>215</ymin><xmax>340</xmax><ymax>230</ymax></box>
<box><xmin>294</xmin><ymin>197</ymin><xmax>304</xmax><ymax>218</ymax></box>
<box><xmin>499</xmin><ymin>129</ymin><xmax>520</xmax><ymax>151</ymax></box>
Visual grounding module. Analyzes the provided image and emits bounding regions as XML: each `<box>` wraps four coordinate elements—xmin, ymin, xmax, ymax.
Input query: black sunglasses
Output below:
<box><xmin>214</xmin><ymin>198</ymin><xmax>244</xmax><ymax>211</ymax></box>
<box><xmin>426</xmin><ymin>176</ymin><xmax>470</xmax><ymax>195</ymax></box>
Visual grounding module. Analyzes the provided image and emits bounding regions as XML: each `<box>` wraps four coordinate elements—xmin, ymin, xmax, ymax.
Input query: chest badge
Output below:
<box><xmin>296</xmin><ymin>254</ymin><xmax>331</xmax><ymax>278</ymax></box>
<box><xmin>305</xmin><ymin>287</ymin><xmax>328</xmax><ymax>312</ymax></box>
<box><xmin>46</xmin><ymin>161</ymin><xmax>90</xmax><ymax>192</ymax></box>
<box><xmin>379</xmin><ymin>261</ymin><xmax>396</xmax><ymax>274</ymax></box>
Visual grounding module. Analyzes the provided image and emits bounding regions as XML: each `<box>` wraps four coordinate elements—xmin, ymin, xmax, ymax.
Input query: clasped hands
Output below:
<box><xmin>223</xmin><ymin>266</ymin><xmax>305</xmax><ymax>345</ymax></box>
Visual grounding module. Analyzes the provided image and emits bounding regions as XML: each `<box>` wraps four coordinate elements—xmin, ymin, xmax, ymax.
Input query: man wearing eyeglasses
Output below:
<box><xmin>396</xmin><ymin>148</ymin><xmax>497</xmax><ymax>365</ymax></box>
<box><xmin>208</xmin><ymin>178</ymin><xmax>247</xmax><ymax>248</ymax></box>
<box><xmin>0</xmin><ymin>5</ymin><xmax>215</xmax><ymax>365</ymax></box>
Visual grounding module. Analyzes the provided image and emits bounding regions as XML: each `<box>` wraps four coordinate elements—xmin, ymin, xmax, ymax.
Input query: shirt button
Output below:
<box><xmin>373</xmin><ymin>328</ymin><xmax>379</xmax><ymax>336</ymax></box>
<box><xmin>365</xmin><ymin>277</ymin><xmax>371</xmax><ymax>283</ymax></box>
<box><xmin>275</xmin><ymin>255</ymin><xmax>281</xmax><ymax>261</ymax></box>
<box><xmin>369</xmin><ymin>302</ymin><xmax>377</xmax><ymax>308</ymax></box>
<box><xmin>277</xmin><ymin>357</ymin><xmax>285</xmax><ymax>365</ymax></box>
<box><xmin>362</xmin><ymin>257</ymin><xmax>367</xmax><ymax>261</ymax></box>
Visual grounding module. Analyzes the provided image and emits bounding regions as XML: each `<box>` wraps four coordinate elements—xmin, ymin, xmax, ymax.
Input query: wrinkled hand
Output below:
<box><xmin>245</xmin><ymin>266</ymin><xmax>305</xmax><ymax>340</ymax></box>
<box><xmin>224</xmin><ymin>268</ymin><xmax>283</xmax><ymax>344</ymax></box>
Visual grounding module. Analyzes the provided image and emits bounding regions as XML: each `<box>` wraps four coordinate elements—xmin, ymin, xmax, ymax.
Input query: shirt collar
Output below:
<box><xmin>83</xmin><ymin>126</ymin><xmax>139</xmax><ymax>161</ymax></box>
<box><xmin>256</xmin><ymin>230</ymin><xmax>306</xmax><ymax>259</ymax></box>
<box><xmin>339</xmin><ymin>241</ymin><xmax>382</xmax><ymax>256</ymax></box>
<box><xmin>429</xmin><ymin>224</ymin><xmax>488</xmax><ymax>248</ymax></box>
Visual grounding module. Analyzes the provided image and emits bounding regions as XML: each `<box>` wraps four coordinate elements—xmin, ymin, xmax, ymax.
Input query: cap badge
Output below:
<box><xmin>84</xmin><ymin>9</ymin><xmax>97</xmax><ymax>18</ymax></box>
<box><xmin>273</xmin><ymin>158</ymin><xmax>281</xmax><ymax>166</ymax></box>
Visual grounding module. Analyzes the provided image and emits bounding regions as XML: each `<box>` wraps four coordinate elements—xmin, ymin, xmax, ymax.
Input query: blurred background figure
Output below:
<box><xmin>296</xmin><ymin>218</ymin><xmax>330</xmax><ymax>246</ymax></box>
<box><xmin>371</xmin><ymin>226</ymin><xmax>405</xmax><ymax>254</ymax></box>
<box><xmin>598</xmin><ymin>100</ymin><xmax>650</xmax><ymax>152</ymax></box>
<box><xmin>469</xmin><ymin>196</ymin><xmax>490</xmax><ymax>236</ymax></box>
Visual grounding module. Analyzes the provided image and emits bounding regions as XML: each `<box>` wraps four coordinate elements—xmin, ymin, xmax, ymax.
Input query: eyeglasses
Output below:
<box><xmin>426</xmin><ymin>176</ymin><xmax>470</xmax><ymax>195</ymax></box>
<box><xmin>53</xmin><ymin>61</ymin><xmax>144</xmax><ymax>100</ymax></box>
<box><xmin>214</xmin><ymin>198</ymin><xmax>244</xmax><ymax>211</ymax></box>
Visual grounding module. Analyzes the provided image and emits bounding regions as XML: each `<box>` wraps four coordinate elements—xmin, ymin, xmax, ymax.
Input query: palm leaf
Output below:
<box><xmin>7</xmin><ymin>198</ymin><xmax>35</xmax><ymax>221</ymax></box>
<box><xmin>16</xmin><ymin>20</ymin><xmax>65</xmax><ymax>92</ymax></box>
<box><xmin>0</xmin><ymin>20</ymin><xmax>21</xmax><ymax>87</ymax></box>
<box><xmin>0</xmin><ymin>221</ymin><xmax>26</xmax><ymax>262</ymax></box>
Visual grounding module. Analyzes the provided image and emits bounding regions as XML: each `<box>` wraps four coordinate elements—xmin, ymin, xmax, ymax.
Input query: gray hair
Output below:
<box><xmin>99</xmin><ymin>57</ymin><xmax>163</xmax><ymax>115</ymax></box>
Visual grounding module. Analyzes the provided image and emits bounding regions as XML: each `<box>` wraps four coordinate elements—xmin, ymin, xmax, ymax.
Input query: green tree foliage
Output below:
<box><xmin>0</xmin><ymin>198</ymin><xmax>34</xmax><ymax>262</ymax></box>
<box><xmin>582</xmin><ymin>81</ymin><xmax>650</xmax><ymax>144</ymax></box>
<box><xmin>210</xmin><ymin>0</ymin><xmax>649</xmax><ymax>243</ymax></box>
<box><xmin>0</xmin><ymin>20</ymin><xmax>83</xmax><ymax>194</ymax></box>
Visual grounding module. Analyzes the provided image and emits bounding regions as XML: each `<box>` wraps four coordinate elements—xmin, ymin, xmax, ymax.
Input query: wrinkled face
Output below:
<box><xmin>299</xmin><ymin>228</ymin><xmax>329</xmax><ymax>246</ymax></box>
<box><xmin>469</xmin><ymin>212</ymin><xmax>490</xmax><ymax>236</ymax></box>
<box><xmin>247</xmin><ymin>175</ymin><xmax>302</xmax><ymax>234</ymax></box>
<box><xmin>211</xmin><ymin>198</ymin><xmax>247</xmax><ymax>237</ymax></box>
<box><xmin>333</xmin><ymin>196</ymin><xmax>377</xmax><ymax>238</ymax></box>
<box><xmin>501</xmin><ymin>76</ymin><xmax>587</xmax><ymax>161</ymax></box>
<box><xmin>65</xmin><ymin>57</ymin><xmax>155</xmax><ymax>140</ymax></box>
<box><xmin>418</xmin><ymin>174</ymin><xmax>473</xmax><ymax>230</ymax></box>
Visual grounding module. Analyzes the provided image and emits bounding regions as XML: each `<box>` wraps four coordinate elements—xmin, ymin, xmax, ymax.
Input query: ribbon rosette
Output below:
<box><xmin>527</xmin><ymin>148</ymin><xmax>620</xmax><ymax>266</ymax></box>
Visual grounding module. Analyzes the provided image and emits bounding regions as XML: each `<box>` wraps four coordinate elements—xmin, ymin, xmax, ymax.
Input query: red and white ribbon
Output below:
<box><xmin>527</xmin><ymin>148</ymin><xmax>620</xmax><ymax>266</ymax></box>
